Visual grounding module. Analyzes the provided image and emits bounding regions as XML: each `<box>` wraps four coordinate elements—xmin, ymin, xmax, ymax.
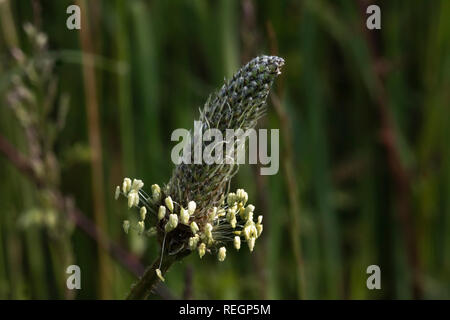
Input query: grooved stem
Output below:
<box><xmin>126</xmin><ymin>255</ymin><xmax>176</xmax><ymax>300</ymax></box>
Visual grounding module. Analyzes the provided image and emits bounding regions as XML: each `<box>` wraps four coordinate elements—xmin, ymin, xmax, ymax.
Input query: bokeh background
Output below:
<box><xmin>0</xmin><ymin>0</ymin><xmax>449</xmax><ymax>299</ymax></box>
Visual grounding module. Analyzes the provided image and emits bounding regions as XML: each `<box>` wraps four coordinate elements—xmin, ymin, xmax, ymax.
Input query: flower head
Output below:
<box><xmin>114</xmin><ymin>56</ymin><xmax>283</xmax><ymax>282</ymax></box>
<box><xmin>167</xmin><ymin>56</ymin><xmax>284</xmax><ymax>217</ymax></box>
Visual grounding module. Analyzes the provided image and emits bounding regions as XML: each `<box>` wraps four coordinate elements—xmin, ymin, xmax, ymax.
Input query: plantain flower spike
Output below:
<box><xmin>115</xmin><ymin>56</ymin><xmax>284</xmax><ymax>283</ymax></box>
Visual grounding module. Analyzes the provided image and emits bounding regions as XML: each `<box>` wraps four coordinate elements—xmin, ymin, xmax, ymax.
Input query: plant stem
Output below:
<box><xmin>126</xmin><ymin>254</ymin><xmax>176</xmax><ymax>300</ymax></box>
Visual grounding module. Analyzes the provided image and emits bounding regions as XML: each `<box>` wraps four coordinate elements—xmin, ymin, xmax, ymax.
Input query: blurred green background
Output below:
<box><xmin>0</xmin><ymin>0</ymin><xmax>449</xmax><ymax>299</ymax></box>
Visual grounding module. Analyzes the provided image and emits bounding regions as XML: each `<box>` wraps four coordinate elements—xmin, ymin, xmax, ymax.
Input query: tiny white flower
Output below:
<box><xmin>140</xmin><ymin>206</ymin><xmax>147</xmax><ymax>221</ymax></box>
<box><xmin>227</xmin><ymin>193</ymin><xmax>236</xmax><ymax>205</ymax></box>
<box><xmin>134</xmin><ymin>194</ymin><xmax>140</xmax><ymax>207</ymax></box>
<box><xmin>256</xmin><ymin>223</ymin><xmax>263</xmax><ymax>237</ymax></box>
<box><xmin>155</xmin><ymin>269</ymin><xmax>165</xmax><ymax>282</ymax></box>
<box><xmin>189</xmin><ymin>235</ymin><xmax>199</xmax><ymax>250</ymax></box>
<box><xmin>187</xmin><ymin>201</ymin><xmax>196</xmax><ymax>215</ymax></box>
<box><xmin>257</xmin><ymin>215</ymin><xmax>263</xmax><ymax>224</ymax></box>
<box><xmin>165</xmin><ymin>213</ymin><xmax>178</xmax><ymax>232</ymax></box>
<box><xmin>146</xmin><ymin>227</ymin><xmax>157</xmax><ymax>237</ymax></box>
<box><xmin>245</xmin><ymin>218</ymin><xmax>255</xmax><ymax>229</ymax></box>
<box><xmin>137</xmin><ymin>221</ymin><xmax>145</xmax><ymax>235</ymax></box>
<box><xmin>236</xmin><ymin>189</ymin><xmax>248</xmax><ymax>204</ymax></box>
<box><xmin>249</xmin><ymin>225</ymin><xmax>258</xmax><ymax>238</ymax></box>
<box><xmin>243</xmin><ymin>204</ymin><xmax>255</xmax><ymax>220</ymax></box>
<box><xmin>127</xmin><ymin>190</ymin><xmax>139</xmax><ymax>208</ymax></box>
<box><xmin>218</xmin><ymin>247</ymin><xmax>226</xmax><ymax>262</ymax></box>
<box><xmin>198</xmin><ymin>243</ymin><xmax>206</xmax><ymax>258</ymax></box>
<box><xmin>243</xmin><ymin>223</ymin><xmax>257</xmax><ymax>240</ymax></box>
<box><xmin>243</xmin><ymin>193</ymin><xmax>248</xmax><ymax>204</ymax></box>
<box><xmin>151</xmin><ymin>184</ymin><xmax>161</xmax><ymax>201</ymax></box>
<box><xmin>226</xmin><ymin>208</ymin><xmax>236</xmax><ymax>223</ymax></box>
<box><xmin>131</xmin><ymin>179</ymin><xmax>144</xmax><ymax>191</ymax></box>
<box><xmin>123</xmin><ymin>220</ymin><xmax>130</xmax><ymax>234</ymax></box>
<box><xmin>169</xmin><ymin>213</ymin><xmax>178</xmax><ymax>228</ymax></box>
<box><xmin>114</xmin><ymin>186</ymin><xmax>121</xmax><ymax>200</ymax></box>
<box><xmin>246</xmin><ymin>204</ymin><xmax>255</xmax><ymax>213</ymax></box>
<box><xmin>190</xmin><ymin>221</ymin><xmax>199</xmax><ymax>234</ymax></box>
<box><xmin>205</xmin><ymin>223</ymin><xmax>213</xmax><ymax>240</ymax></box>
<box><xmin>180</xmin><ymin>207</ymin><xmax>189</xmax><ymax>225</ymax></box>
<box><xmin>122</xmin><ymin>178</ymin><xmax>132</xmax><ymax>194</ymax></box>
<box><xmin>158</xmin><ymin>205</ymin><xmax>166</xmax><ymax>221</ymax></box>
<box><xmin>247</xmin><ymin>237</ymin><xmax>255</xmax><ymax>252</ymax></box>
<box><xmin>165</xmin><ymin>196</ymin><xmax>174</xmax><ymax>212</ymax></box>
<box><xmin>230</xmin><ymin>217</ymin><xmax>237</xmax><ymax>229</ymax></box>
<box><xmin>234</xmin><ymin>236</ymin><xmax>241</xmax><ymax>250</ymax></box>
<box><xmin>243</xmin><ymin>226</ymin><xmax>251</xmax><ymax>240</ymax></box>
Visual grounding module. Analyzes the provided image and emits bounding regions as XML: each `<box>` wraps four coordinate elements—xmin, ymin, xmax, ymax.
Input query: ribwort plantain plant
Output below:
<box><xmin>115</xmin><ymin>56</ymin><xmax>284</xmax><ymax>299</ymax></box>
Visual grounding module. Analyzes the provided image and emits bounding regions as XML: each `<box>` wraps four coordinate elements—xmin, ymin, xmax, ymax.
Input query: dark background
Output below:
<box><xmin>0</xmin><ymin>0</ymin><xmax>449</xmax><ymax>299</ymax></box>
